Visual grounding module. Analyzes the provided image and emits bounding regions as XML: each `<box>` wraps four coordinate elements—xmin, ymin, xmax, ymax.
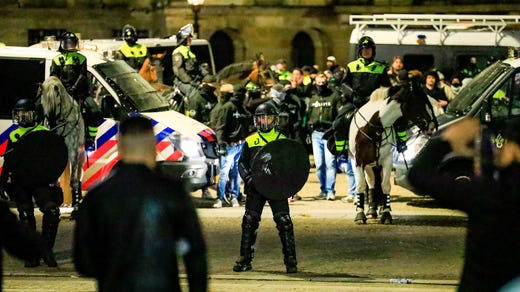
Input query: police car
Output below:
<box><xmin>0</xmin><ymin>45</ymin><xmax>218</xmax><ymax>191</ymax></box>
<box><xmin>394</xmin><ymin>52</ymin><xmax>520</xmax><ymax>192</ymax></box>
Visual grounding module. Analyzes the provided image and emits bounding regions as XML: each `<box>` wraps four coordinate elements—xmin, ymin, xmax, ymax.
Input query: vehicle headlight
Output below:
<box><xmin>168</xmin><ymin>132</ymin><xmax>204</xmax><ymax>160</ymax></box>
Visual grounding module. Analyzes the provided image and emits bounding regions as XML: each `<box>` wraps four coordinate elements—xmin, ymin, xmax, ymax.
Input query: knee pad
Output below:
<box><xmin>274</xmin><ymin>213</ymin><xmax>293</xmax><ymax>231</ymax></box>
<box><xmin>41</xmin><ymin>202</ymin><xmax>60</xmax><ymax>223</ymax></box>
<box><xmin>243</xmin><ymin>211</ymin><xmax>260</xmax><ymax>229</ymax></box>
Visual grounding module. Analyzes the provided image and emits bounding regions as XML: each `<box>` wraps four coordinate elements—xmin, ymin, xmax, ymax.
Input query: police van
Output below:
<box><xmin>0</xmin><ymin>45</ymin><xmax>218</xmax><ymax>191</ymax></box>
<box><xmin>348</xmin><ymin>14</ymin><xmax>520</xmax><ymax>74</ymax></box>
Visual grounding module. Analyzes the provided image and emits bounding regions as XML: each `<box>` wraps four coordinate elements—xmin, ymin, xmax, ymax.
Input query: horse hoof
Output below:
<box><xmin>355</xmin><ymin>212</ymin><xmax>367</xmax><ymax>224</ymax></box>
<box><xmin>367</xmin><ymin>207</ymin><xmax>378</xmax><ymax>219</ymax></box>
<box><xmin>380</xmin><ymin>211</ymin><xmax>393</xmax><ymax>224</ymax></box>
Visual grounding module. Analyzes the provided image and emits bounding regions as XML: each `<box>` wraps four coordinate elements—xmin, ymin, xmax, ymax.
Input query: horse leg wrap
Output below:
<box><xmin>355</xmin><ymin>193</ymin><xmax>367</xmax><ymax>224</ymax></box>
<box><xmin>380</xmin><ymin>194</ymin><xmax>392</xmax><ymax>224</ymax></box>
<box><xmin>71</xmin><ymin>183</ymin><xmax>82</xmax><ymax>207</ymax></box>
<box><xmin>367</xmin><ymin>189</ymin><xmax>378</xmax><ymax>219</ymax></box>
<box><xmin>274</xmin><ymin>213</ymin><xmax>297</xmax><ymax>273</ymax></box>
<box><xmin>233</xmin><ymin>212</ymin><xmax>260</xmax><ymax>272</ymax></box>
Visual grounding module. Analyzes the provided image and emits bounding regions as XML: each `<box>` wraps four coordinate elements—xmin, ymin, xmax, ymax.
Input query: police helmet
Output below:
<box><xmin>358</xmin><ymin>36</ymin><xmax>376</xmax><ymax>57</ymax></box>
<box><xmin>176</xmin><ymin>24</ymin><xmax>194</xmax><ymax>46</ymax></box>
<box><xmin>254</xmin><ymin>102</ymin><xmax>279</xmax><ymax>133</ymax></box>
<box><xmin>12</xmin><ymin>99</ymin><xmax>37</xmax><ymax>127</ymax></box>
<box><xmin>122</xmin><ymin>24</ymin><xmax>138</xmax><ymax>45</ymax></box>
<box><xmin>59</xmin><ymin>32</ymin><xmax>79</xmax><ymax>52</ymax></box>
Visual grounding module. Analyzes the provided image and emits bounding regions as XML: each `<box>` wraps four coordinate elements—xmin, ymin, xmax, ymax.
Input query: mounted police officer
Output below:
<box><xmin>0</xmin><ymin>99</ymin><xmax>65</xmax><ymax>268</ymax></box>
<box><xmin>172</xmin><ymin>24</ymin><xmax>205</xmax><ymax>100</ymax></box>
<box><xmin>50</xmin><ymin>31</ymin><xmax>102</xmax><ymax>152</ymax></box>
<box><xmin>233</xmin><ymin>102</ymin><xmax>299</xmax><ymax>274</ymax></box>
<box><xmin>333</xmin><ymin>36</ymin><xmax>399</xmax><ymax>157</ymax></box>
<box><xmin>118</xmin><ymin>24</ymin><xmax>149</xmax><ymax>71</ymax></box>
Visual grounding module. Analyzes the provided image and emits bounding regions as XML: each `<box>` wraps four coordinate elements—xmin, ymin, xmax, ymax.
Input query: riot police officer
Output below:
<box><xmin>172</xmin><ymin>24</ymin><xmax>205</xmax><ymax>99</ymax></box>
<box><xmin>0</xmin><ymin>99</ymin><xmax>63</xmax><ymax>268</ymax></box>
<box><xmin>118</xmin><ymin>24</ymin><xmax>149</xmax><ymax>71</ymax></box>
<box><xmin>234</xmin><ymin>102</ymin><xmax>297</xmax><ymax>273</ymax></box>
<box><xmin>50</xmin><ymin>31</ymin><xmax>102</xmax><ymax>208</ymax></box>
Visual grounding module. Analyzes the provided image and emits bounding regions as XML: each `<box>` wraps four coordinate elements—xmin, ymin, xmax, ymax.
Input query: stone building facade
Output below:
<box><xmin>1</xmin><ymin>1</ymin><xmax>520</xmax><ymax>71</ymax></box>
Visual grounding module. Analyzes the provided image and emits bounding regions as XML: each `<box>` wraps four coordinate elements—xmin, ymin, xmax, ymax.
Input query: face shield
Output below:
<box><xmin>254</xmin><ymin>114</ymin><xmax>278</xmax><ymax>132</ymax></box>
<box><xmin>61</xmin><ymin>39</ymin><xmax>78</xmax><ymax>52</ymax></box>
<box><xmin>13</xmin><ymin>110</ymin><xmax>36</xmax><ymax>127</ymax></box>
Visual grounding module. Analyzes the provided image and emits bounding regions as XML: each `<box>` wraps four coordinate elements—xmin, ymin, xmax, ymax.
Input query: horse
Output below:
<box><xmin>39</xmin><ymin>76</ymin><xmax>85</xmax><ymax>207</ymax></box>
<box><xmin>349</xmin><ymin>81</ymin><xmax>437</xmax><ymax>224</ymax></box>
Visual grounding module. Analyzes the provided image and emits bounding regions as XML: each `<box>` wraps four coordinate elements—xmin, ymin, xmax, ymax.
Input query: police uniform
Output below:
<box><xmin>50</xmin><ymin>32</ymin><xmax>101</xmax><ymax>148</ymax></box>
<box><xmin>0</xmin><ymin>102</ymin><xmax>62</xmax><ymax>268</ymax></box>
<box><xmin>119</xmin><ymin>42</ymin><xmax>148</xmax><ymax>71</ymax></box>
<box><xmin>234</xmin><ymin>102</ymin><xmax>297</xmax><ymax>273</ymax></box>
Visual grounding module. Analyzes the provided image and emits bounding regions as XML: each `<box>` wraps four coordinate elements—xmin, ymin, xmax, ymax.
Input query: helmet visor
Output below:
<box><xmin>62</xmin><ymin>39</ymin><xmax>78</xmax><ymax>51</ymax></box>
<box><xmin>254</xmin><ymin>114</ymin><xmax>277</xmax><ymax>132</ymax></box>
<box><xmin>13</xmin><ymin>110</ymin><xmax>35</xmax><ymax>126</ymax></box>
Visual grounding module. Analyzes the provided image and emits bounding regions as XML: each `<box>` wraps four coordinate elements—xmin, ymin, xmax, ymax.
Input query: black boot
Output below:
<box><xmin>70</xmin><ymin>185</ymin><xmax>82</xmax><ymax>220</ymax></box>
<box><xmin>18</xmin><ymin>207</ymin><xmax>40</xmax><ymax>267</ymax></box>
<box><xmin>233</xmin><ymin>213</ymin><xmax>259</xmax><ymax>272</ymax></box>
<box><xmin>41</xmin><ymin>205</ymin><xmax>60</xmax><ymax>267</ymax></box>
<box><xmin>354</xmin><ymin>192</ymin><xmax>367</xmax><ymax>224</ymax></box>
<box><xmin>367</xmin><ymin>189</ymin><xmax>378</xmax><ymax>219</ymax></box>
<box><xmin>274</xmin><ymin>214</ymin><xmax>297</xmax><ymax>273</ymax></box>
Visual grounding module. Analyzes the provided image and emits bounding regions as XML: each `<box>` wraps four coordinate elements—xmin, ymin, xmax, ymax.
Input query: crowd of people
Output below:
<box><xmin>0</xmin><ymin>21</ymin><xmax>518</xmax><ymax>292</ymax></box>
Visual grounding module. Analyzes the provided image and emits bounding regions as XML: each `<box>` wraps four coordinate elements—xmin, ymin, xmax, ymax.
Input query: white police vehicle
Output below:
<box><xmin>0</xmin><ymin>45</ymin><xmax>218</xmax><ymax>191</ymax></box>
<box><xmin>394</xmin><ymin>53</ymin><xmax>520</xmax><ymax>192</ymax></box>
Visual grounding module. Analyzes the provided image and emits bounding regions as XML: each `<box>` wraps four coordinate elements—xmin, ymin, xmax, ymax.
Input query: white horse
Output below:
<box><xmin>39</xmin><ymin>76</ymin><xmax>85</xmax><ymax>207</ymax></box>
<box><xmin>349</xmin><ymin>83</ymin><xmax>437</xmax><ymax>224</ymax></box>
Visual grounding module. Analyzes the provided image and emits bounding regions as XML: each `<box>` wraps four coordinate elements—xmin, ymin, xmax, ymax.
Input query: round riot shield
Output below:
<box><xmin>251</xmin><ymin>139</ymin><xmax>310</xmax><ymax>200</ymax></box>
<box><xmin>11</xmin><ymin>130</ymin><xmax>68</xmax><ymax>187</ymax></box>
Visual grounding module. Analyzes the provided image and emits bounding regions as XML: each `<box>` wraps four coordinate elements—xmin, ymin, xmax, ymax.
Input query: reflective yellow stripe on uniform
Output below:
<box><xmin>52</xmin><ymin>52</ymin><xmax>86</xmax><ymax>66</ymax></box>
<box><xmin>245</xmin><ymin>129</ymin><xmax>286</xmax><ymax>148</ymax></box>
<box><xmin>119</xmin><ymin>43</ymin><xmax>148</xmax><ymax>58</ymax></box>
<box><xmin>9</xmin><ymin>125</ymin><xmax>48</xmax><ymax>143</ymax></box>
<box><xmin>172</xmin><ymin>45</ymin><xmax>196</xmax><ymax>59</ymax></box>
<box><xmin>347</xmin><ymin>59</ymin><xmax>386</xmax><ymax>74</ymax></box>
<box><xmin>88</xmin><ymin>126</ymin><xmax>98</xmax><ymax>138</ymax></box>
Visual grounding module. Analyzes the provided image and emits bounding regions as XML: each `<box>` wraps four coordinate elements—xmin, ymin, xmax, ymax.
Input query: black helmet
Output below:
<box><xmin>358</xmin><ymin>36</ymin><xmax>376</xmax><ymax>57</ymax></box>
<box><xmin>254</xmin><ymin>102</ymin><xmax>278</xmax><ymax>132</ymax></box>
<box><xmin>122</xmin><ymin>24</ymin><xmax>138</xmax><ymax>45</ymax></box>
<box><xmin>12</xmin><ymin>99</ymin><xmax>36</xmax><ymax>127</ymax></box>
<box><xmin>59</xmin><ymin>32</ymin><xmax>79</xmax><ymax>52</ymax></box>
<box><xmin>176</xmin><ymin>24</ymin><xmax>194</xmax><ymax>45</ymax></box>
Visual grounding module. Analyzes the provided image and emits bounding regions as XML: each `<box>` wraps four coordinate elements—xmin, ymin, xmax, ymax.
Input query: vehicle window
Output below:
<box><xmin>491</xmin><ymin>71</ymin><xmax>520</xmax><ymax>119</ymax></box>
<box><xmin>0</xmin><ymin>58</ymin><xmax>45</xmax><ymax>118</ymax></box>
<box><xmin>447</xmin><ymin>62</ymin><xmax>510</xmax><ymax>115</ymax></box>
<box><xmin>403</xmin><ymin>54</ymin><xmax>434</xmax><ymax>72</ymax></box>
<box><xmin>93</xmin><ymin>60</ymin><xmax>169</xmax><ymax>112</ymax></box>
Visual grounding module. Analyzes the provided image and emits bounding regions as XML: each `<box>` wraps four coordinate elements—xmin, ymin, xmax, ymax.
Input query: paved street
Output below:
<box><xmin>2</xmin><ymin>168</ymin><xmax>466</xmax><ymax>291</ymax></box>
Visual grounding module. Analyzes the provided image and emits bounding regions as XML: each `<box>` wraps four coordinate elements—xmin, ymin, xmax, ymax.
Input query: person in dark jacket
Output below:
<box><xmin>73</xmin><ymin>116</ymin><xmax>207</xmax><ymax>292</ymax></box>
<box><xmin>0</xmin><ymin>200</ymin><xmax>45</xmax><ymax>291</ymax></box>
<box><xmin>408</xmin><ymin>117</ymin><xmax>520</xmax><ymax>292</ymax></box>
<box><xmin>306</xmin><ymin>73</ymin><xmax>341</xmax><ymax>201</ymax></box>
<box><xmin>212</xmin><ymin>84</ymin><xmax>252</xmax><ymax>208</ymax></box>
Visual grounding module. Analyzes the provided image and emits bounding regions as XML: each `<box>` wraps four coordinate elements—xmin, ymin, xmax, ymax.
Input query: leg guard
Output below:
<box><xmin>233</xmin><ymin>212</ymin><xmax>260</xmax><ymax>272</ymax></box>
<box><xmin>367</xmin><ymin>189</ymin><xmax>378</xmax><ymax>219</ymax></box>
<box><xmin>41</xmin><ymin>202</ymin><xmax>60</xmax><ymax>267</ymax></box>
<box><xmin>274</xmin><ymin>213</ymin><xmax>297</xmax><ymax>273</ymax></box>
<box><xmin>71</xmin><ymin>182</ymin><xmax>82</xmax><ymax>207</ymax></box>
<box><xmin>17</xmin><ymin>204</ymin><xmax>39</xmax><ymax>267</ymax></box>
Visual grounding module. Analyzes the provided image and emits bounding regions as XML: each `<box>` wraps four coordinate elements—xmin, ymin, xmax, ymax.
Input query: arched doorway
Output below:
<box><xmin>210</xmin><ymin>30</ymin><xmax>235</xmax><ymax>72</ymax></box>
<box><xmin>291</xmin><ymin>32</ymin><xmax>315</xmax><ymax>68</ymax></box>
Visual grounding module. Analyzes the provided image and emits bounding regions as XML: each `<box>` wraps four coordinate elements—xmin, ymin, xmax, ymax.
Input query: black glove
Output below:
<box><xmin>85</xmin><ymin>138</ymin><xmax>95</xmax><ymax>151</ymax></box>
<box><xmin>0</xmin><ymin>185</ymin><xmax>9</xmax><ymax>201</ymax></box>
